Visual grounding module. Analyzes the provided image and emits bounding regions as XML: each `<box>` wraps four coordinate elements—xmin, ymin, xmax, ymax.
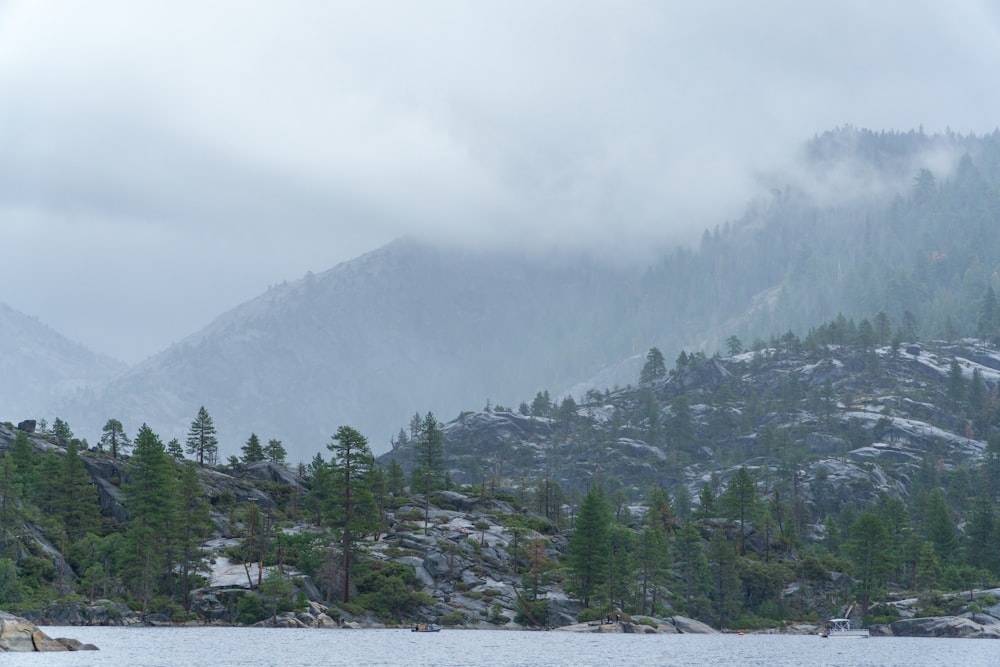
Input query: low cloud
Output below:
<box><xmin>1</xmin><ymin>1</ymin><xmax>999</xmax><ymax>360</ymax></box>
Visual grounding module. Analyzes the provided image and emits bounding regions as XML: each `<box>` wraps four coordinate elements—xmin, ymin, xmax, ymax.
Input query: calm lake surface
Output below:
<box><xmin>7</xmin><ymin>627</ymin><xmax>999</xmax><ymax>667</ymax></box>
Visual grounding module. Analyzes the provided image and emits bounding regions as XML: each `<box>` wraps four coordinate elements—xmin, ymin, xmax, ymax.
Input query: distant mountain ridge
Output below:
<box><xmin>0</xmin><ymin>302</ymin><xmax>125</xmax><ymax>421</ymax></box>
<box><xmin>50</xmin><ymin>239</ymin><xmax>639</xmax><ymax>462</ymax></box>
<box><xmin>7</xmin><ymin>127</ymin><xmax>1000</xmax><ymax>466</ymax></box>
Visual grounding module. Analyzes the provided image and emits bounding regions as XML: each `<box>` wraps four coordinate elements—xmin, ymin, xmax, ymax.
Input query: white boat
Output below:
<box><xmin>821</xmin><ymin>618</ymin><xmax>869</xmax><ymax>638</ymax></box>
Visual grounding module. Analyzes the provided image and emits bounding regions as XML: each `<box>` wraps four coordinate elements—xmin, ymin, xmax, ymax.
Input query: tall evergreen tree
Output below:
<box><xmin>722</xmin><ymin>467</ymin><xmax>758</xmax><ymax>555</ymax></box>
<box><xmin>9</xmin><ymin>431</ymin><xmax>34</xmax><ymax>487</ymax></box>
<box><xmin>923</xmin><ymin>488</ymin><xmax>958</xmax><ymax>563</ymax></box>
<box><xmin>726</xmin><ymin>335</ymin><xmax>743</xmax><ymax>356</ymax></box>
<box><xmin>947</xmin><ymin>359</ymin><xmax>966</xmax><ymax>403</ymax></box>
<box><xmin>186</xmin><ymin>406</ymin><xmax>219</xmax><ymax>468</ymax></box>
<box><xmin>639</xmin><ymin>347</ymin><xmax>667</xmax><ymax>384</ymax></box>
<box><xmin>60</xmin><ymin>440</ymin><xmax>101</xmax><ymax>541</ymax></box>
<box><xmin>177</xmin><ymin>462</ymin><xmax>210</xmax><ymax>610</ymax></box>
<box><xmin>303</xmin><ymin>454</ymin><xmax>334</xmax><ymax>526</ymax></box>
<box><xmin>265</xmin><ymin>439</ymin><xmax>288</xmax><ymax>466</ymax></box>
<box><xmin>963</xmin><ymin>495</ymin><xmax>996</xmax><ymax>574</ymax></box>
<box><xmin>51</xmin><ymin>418</ymin><xmax>73</xmax><ymax>444</ymax></box>
<box><xmin>844</xmin><ymin>511</ymin><xmax>892</xmax><ymax>617</ymax></box>
<box><xmin>706</xmin><ymin>530</ymin><xmax>741</xmax><ymax>629</ymax></box>
<box><xmin>414</xmin><ymin>412</ymin><xmax>444</xmax><ymax>535</ymax></box>
<box><xmin>241</xmin><ymin>433</ymin><xmax>265</xmax><ymax>464</ymax></box>
<box><xmin>328</xmin><ymin>425</ymin><xmax>378</xmax><ymax>603</ymax></box>
<box><xmin>124</xmin><ymin>424</ymin><xmax>180</xmax><ymax>613</ymax></box>
<box><xmin>567</xmin><ymin>487</ymin><xmax>611</xmax><ymax>608</ymax></box>
<box><xmin>0</xmin><ymin>456</ymin><xmax>24</xmax><ymax>557</ymax></box>
<box><xmin>978</xmin><ymin>286</ymin><xmax>998</xmax><ymax>340</ymax></box>
<box><xmin>605</xmin><ymin>524</ymin><xmax>635</xmax><ymax>613</ymax></box>
<box><xmin>673</xmin><ymin>520</ymin><xmax>710</xmax><ymax>619</ymax></box>
<box><xmin>100</xmin><ymin>419</ymin><xmax>131</xmax><ymax>459</ymax></box>
<box><xmin>634</xmin><ymin>526</ymin><xmax>671</xmax><ymax>615</ymax></box>
<box><xmin>386</xmin><ymin>459</ymin><xmax>406</xmax><ymax>496</ymax></box>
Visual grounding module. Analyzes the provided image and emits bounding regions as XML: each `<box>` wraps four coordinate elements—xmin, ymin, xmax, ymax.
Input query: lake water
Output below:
<box><xmin>5</xmin><ymin>627</ymin><xmax>999</xmax><ymax>666</ymax></box>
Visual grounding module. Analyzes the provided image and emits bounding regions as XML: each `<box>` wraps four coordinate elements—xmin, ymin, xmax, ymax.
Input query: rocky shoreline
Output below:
<box><xmin>0</xmin><ymin>611</ymin><xmax>98</xmax><ymax>652</ymax></box>
<box><xmin>13</xmin><ymin>598</ymin><xmax>1000</xmax><ymax>640</ymax></box>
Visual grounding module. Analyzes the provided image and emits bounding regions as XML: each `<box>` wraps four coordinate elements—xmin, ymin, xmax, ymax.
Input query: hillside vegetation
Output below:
<box><xmin>4</xmin><ymin>326</ymin><xmax>1000</xmax><ymax>631</ymax></box>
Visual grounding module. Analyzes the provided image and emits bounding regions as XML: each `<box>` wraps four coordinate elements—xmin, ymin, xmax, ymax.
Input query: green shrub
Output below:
<box><xmin>353</xmin><ymin>560</ymin><xmax>435</xmax><ymax>623</ymax></box>
<box><xmin>397</xmin><ymin>509</ymin><xmax>424</xmax><ymax>522</ymax></box>
<box><xmin>577</xmin><ymin>608</ymin><xmax>602</xmax><ymax>623</ymax></box>
<box><xmin>235</xmin><ymin>594</ymin><xmax>267</xmax><ymax>625</ymax></box>
<box><xmin>439</xmin><ymin>611</ymin><xmax>466</xmax><ymax>626</ymax></box>
<box><xmin>863</xmin><ymin>603</ymin><xmax>901</xmax><ymax>627</ymax></box>
<box><xmin>488</xmin><ymin>601</ymin><xmax>510</xmax><ymax>625</ymax></box>
<box><xmin>514</xmin><ymin>597</ymin><xmax>548</xmax><ymax>627</ymax></box>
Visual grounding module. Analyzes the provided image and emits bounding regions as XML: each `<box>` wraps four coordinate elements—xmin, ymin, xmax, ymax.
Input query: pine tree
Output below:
<box><xmin>722</xmin><ymin>467</ymin><xmax>759</xmax><ymax>555</ymax></box>
<box><xmin>706</xmin><ymin>530</ymin><xmax>741</xmax><ymax>629</ymax></box>
<box><xmin>100</xmin><ymin>419</ymin><xmax>131</xmax><ymax>459</ymax></box>
<box><xmin>186</xmin><ymin>406</ymin><xmax>219</xmax><ymax>468</ymax></box>
<box><xmin>60</xmin><ymin>440</ymin><xmax>101</xmax><ymax>541</ymax></box>
<box><xmin>844</xmin><ymin>511</ymin><xmax>892</xmax><ymax>617</ymax></box>
<box><xmin>639</xmin><ymin>347</ymin><xmax>667</xmax><ymax>384</ymax></box>
<box><xmin>635</xmin><ymin>526</ymin><xmax>670</xmax><ymax>615</ymax></box>
<box><xmin>567</xmin><ymin>487</ymin><xmax>611</xmax><ymax>608</ymax></box>
<box><xmin>241</xmin><ymin>433</ymin><xmax>265</xmax><ymax>464</ymax></box>
<box><xmin>673</xmin><ymin>520</ymin><xmax>710</xmax><ymax>618</ymax></box>
<box><xmin>644</xmin><ymin>487</ymin><xmax>676</xmax><ymax>533</ymax></box>
<box><xmin>947</xmin><ymin>359</ymin><xmax>966</xmax><ymax>403</ymax></box>
<box><xmin>0</xmin><ymin>456</ymin><xmax>24</xmax><ymax>556</ymax></box>
<box><xmin>176</xmin><ymin>461</ymin><xmax>210</xmax><ymax>610</ymax></box>
<box><xmin>606</xmin><ymin>524</ymin><xmax>634</xmax><ymax>613</ymax></box>
<box><xmin>51</xmin><ymin>418</ymin><xmax>73</xmax><ymax>444</ymax></box>
<box><xmin>124</xmin><ymin>424</ymin><xmax>180</xmax><ymax>613</ymax></box>
<box><xmin>166</xmin><ymin>438</ymin><xmax>185</xmax><ymax>460</ymax></box>
<box><xmin>414</xmin><ymin>412</ymin><xmax>444</xmax><ymax>535</ymax></box>
<box><xmin>697</xmin><ymin>484</ymin><xmax>718</xmax><ymax>519</ymax></box>
<box><xmin>386</xmin><ymin>459</ymin><xmax>406</xmax><ymax>496</ymax></box>
<box><xmin>726</xmin><ymin>335</ymin><xmax>743</xmax><ymax>356</ymax></box>
<box><xmin>265</xmin><ymin>439</ymin><xmax>287</xmax><ymax>466</ymax></box>
<box><xmin>923</xmin><ymin>488</ymin><xmax>957</xmax><ymax>563</ymax></box>
<box><xmin>963</xmin><ymin>495</ymin><xmax>995</xmax><ymax>573</ymax></box>
<box><xmin>303</xmin><ymin>454</ymin><xmax>334</xmax><ymax>526</ymax></box>
<box><xmin>9</xmin><ymin>430</ymin><xmax>34</xmax><ymax>487</ymax></box>
<box><xmin>328</xmin><ymin>425</ymin><xmax>378</xmax><ymax>603</ymax></box>
<box><xmin>978</xmin><ymin>287</ymin><xmax>998</xmax><ymax>340</ymax></box>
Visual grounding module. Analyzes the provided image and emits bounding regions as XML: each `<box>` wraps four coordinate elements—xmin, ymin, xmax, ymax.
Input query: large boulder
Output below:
<box><xmin>668</xmin><ymin>615</ymin><xmax>719</xmax><ymax>634</ymax></box>
<box><xmin>0</xmin><ymin>611</ymin><xmax>98</xmax><ymax>652</ymax></box>
<box><xmin>889</xmin><ymin>616</ymin><xmax>1000</xmax><ymax>638</ymax></box>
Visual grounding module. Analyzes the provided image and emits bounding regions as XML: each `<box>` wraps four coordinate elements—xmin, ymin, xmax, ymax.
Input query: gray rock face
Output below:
<box><xmin>668</xmin><ymin>615</ymin><xmax>719</xmax><ymax>634</ymax></box>
<box><xmin>0</xmin><ymin>611</ymin><xmax>98</xmax><ymax>652</ymax></box>
<box><xmin>889</xmin><ymin>616</ymin><xmax>1000</xmax><ymax>638</ymax></box>
<box><xmin>24</xmin><ymin>600</ymin><xmax>140</xmax><ymax>627</ymax></box>
<box><xmin>240</xmin><ymin>462</ymin><xmax>307</xmax><ymax>490</ymax></box>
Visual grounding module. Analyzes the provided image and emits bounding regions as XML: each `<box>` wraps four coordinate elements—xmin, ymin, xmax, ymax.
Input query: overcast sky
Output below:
<box><xmin>1</xmin><ymin>1</ymin><xmax>999</xmax><ymax>363</ymax></box>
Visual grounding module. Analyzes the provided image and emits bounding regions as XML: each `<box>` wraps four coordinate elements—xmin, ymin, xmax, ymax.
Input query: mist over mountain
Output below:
<box><xmin>9</xmin><ymin>126</ymin><xmax>1000</xmax><ymax>465</ymax></box>
<box><xmin>0</xmin><ymin>302</ymin><xmax>125</xmax><ymax>420</ymax></box>
<box><xmin>50</xmin><ymin>240</ymin><xmax>639</xmax><ymax>462</ymax></box>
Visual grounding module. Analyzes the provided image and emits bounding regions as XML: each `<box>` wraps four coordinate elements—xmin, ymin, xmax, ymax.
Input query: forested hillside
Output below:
<box><xmin>5</xmin><ymin>325</ymin><xmax>1000</xmax><ymax>632</ymax></box>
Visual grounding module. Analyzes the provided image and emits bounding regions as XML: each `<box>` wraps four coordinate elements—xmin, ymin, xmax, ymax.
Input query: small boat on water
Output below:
<box><xmin>820</xmin><ymin>618</ymin><xmax>869</xmax><ymax>638</ymax></box>
<box><xmin>411</xmin><ymin>623</ymin><xmax>441</xmax><ymax>633</ymax></box>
